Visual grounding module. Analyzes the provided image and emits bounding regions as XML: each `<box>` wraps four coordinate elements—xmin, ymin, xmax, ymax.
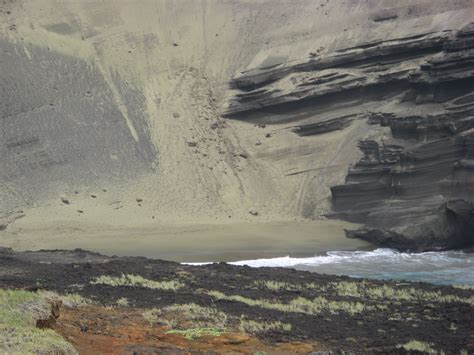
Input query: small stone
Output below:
<box><xmin>90</xmin><ymin>194</ymin><xmax>97</xmax><ymax>198</ymax></box>
<box><xmin>102</xmin><ymin>189</ymin><xmax>107</xmax><ymax>192</ymax></box>
<box><xmin>136</xmin><ymin>198</ymin><xmax>143</xmax><ymax>203</ymax></box>
<box><xmin>172</xmin><ymin>43</ymin><xmax>178</xmax><ymax>47</ymax></box>
<box><xmin>173</xmin><ymin>112</ymin><xmax>180</xmax><ymax>118</ymax></box>
<box><xmin>239</xmin><ymin>153</ymin><xmax>248</xmax><ymax>159</ymax></box>
<box><xmin>248</xmin><ymin>208</ymin><xmax>258</xmax><ymax>216</ymax></box>
<box><xmin>77</xmin><ymin>210</ymin><xmax>84</xmax><ymax>214</ymax></box>
<box><xmin>61</xmin><ymin>197</ymin><xmax>70</xmax><ymax>205</ymax></box>
<box><xmin>186</xmin><ymin>140</ymin><xmax>197</xmax><ymax>147</ymax></box>
<box><xmin>265</xmin><ymin>133</ymin><xmax>271</xmax><ymax>138</ymax></box>
<box><xmin>255</xmin><ymin>141</ymin><xmax>262</xmax><ymax>146</ymax></box>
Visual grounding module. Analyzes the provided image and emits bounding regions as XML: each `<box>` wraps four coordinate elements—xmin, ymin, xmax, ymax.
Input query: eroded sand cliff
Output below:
<box><xmin>1</xmin><ymin>0</ymin><xmax>473</xmax><ymax>249</ymax></box>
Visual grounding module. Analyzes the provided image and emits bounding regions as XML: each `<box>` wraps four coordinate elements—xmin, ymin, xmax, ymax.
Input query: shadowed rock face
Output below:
<box><xmin>225</xmin><ymin>17</ymin><xmax>474</xmax><ymax>249</ymax></box>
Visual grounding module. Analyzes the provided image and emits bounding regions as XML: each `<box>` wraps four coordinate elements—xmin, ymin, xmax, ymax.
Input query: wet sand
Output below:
<box><xmin>1</xmin><ymin>220</ymin><xmax>371</xmax><ymax>262</ymax></box>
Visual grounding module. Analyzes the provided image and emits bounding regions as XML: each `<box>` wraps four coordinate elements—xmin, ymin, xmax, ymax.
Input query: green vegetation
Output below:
<box><xmin>255</xmin><ymin>279</ymin><xmax>474</xmax><ymax>306</ymax></box>
<box><xmin>398</xmin><ymin>340</ymin><xmax>436</xmax><ymax>353</ymax></box>
<box><xmin>41</xmin><ymin>291</ymin><xmax>91</xmax><ymax>308</ymax></box>
<box><xmin>206</xmin><ymin>290</ymin><xmax>368</xmax><ymax>315</ymax></box>
<box><xmin>116</xmin><ymin>297</ymin><xmax>129</xmax><ymax>307</ymax></box>
<box><xmin>166</xmin><ymin>327</ymin><xmax>227</xmax><ymax>339</ymax></box>
<box><xmin>92</xmin><ymin>274</ymin><xmax>184</xmax><ymax>290</ymax></box>
<box><xmin>142</xmin><ymin>303</ymin><xmax>292</xmax><ymax>339</ymax></box>
<box><xmin>0</xmin><ymin>289</ymin><xmax>77</xmax><ymax>354</ymax></box>
<box><xmin>143</xmin><ymin>304</ymin><xmax>229</xmax><ymax>340</ymax></box>
<box><xmin>238</xmin><ymin>318</ymin><xmax>291</xmax><ymax>333</ymax></box>
<box><xmin>329</xmin><ymin>281</ymin><xmax>474</xmax><ymax>305</ymax></box>
<box><xmin>143</xmin><ymin>303</ymin><xmax>228</xmax><ymax>329</ymax></box>
<box><xmin>255</xmin><ymin>280</ymin><xmax>318</xmax><ymax>291</ymax></box>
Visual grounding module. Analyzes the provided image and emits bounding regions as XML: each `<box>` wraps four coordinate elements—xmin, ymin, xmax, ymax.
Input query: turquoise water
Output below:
<box><xmin>210</xmin><ymin>248</ymin><xmax>474</xmax><ymax>286</ymax></box>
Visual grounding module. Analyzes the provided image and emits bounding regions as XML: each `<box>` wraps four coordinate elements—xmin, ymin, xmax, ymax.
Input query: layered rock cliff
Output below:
<box><xmin>225</xmin><ymin>16</ymin><xmax>474</xmax><ymax>250</ymax></box>
<box><xmin>1</xmin><ymin>0</ymin><xmax>473</xmax><ymax>250</ymax></box>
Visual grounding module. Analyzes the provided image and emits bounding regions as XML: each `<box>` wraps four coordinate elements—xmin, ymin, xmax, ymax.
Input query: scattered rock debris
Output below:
<box><xmin>248</xmin><ymin>208</ymin><xmax>259</xmax><ymax>216</ymax></box>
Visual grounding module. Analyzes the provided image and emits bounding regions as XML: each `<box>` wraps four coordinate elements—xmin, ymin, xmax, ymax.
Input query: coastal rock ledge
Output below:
<box><xmin>224</xmin><ymin>20</ymin><xmax>474</xmax><ymax>251</ymax></box>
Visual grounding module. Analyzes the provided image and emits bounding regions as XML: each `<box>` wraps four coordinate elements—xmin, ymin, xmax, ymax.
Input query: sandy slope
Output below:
<box><xmin>1</xmin><ymin>1</ymin><xmax>472</xmax><ymax>241</ymax></box>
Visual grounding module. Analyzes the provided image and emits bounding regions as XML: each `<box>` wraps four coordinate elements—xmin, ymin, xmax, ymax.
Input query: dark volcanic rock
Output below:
<box><xmin>0</xmin><ymin>248</ymin><xmax>473</xmax><ymax>353</ymax></box>
<box><xmin>224</xmin><ymin>20</ymin><xmax>474</xmax><ymax>250</ymax></box>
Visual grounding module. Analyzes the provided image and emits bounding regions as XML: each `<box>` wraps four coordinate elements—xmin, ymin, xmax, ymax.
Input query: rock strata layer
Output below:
<box><xmin>225</xmin><ymin>20</ymin><xmax>474</xmax><ymax>250</ymax></box>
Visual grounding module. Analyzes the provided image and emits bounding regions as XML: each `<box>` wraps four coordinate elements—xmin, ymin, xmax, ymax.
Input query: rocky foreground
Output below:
<box><xmin>0</xmin><ymin>247</ymin><xmax>473</xmax><ymax>354</ymax></box>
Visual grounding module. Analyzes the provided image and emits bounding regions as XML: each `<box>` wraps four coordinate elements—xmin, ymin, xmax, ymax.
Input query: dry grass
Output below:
<box><xmin>329</xmin><ymin>281</ymin><xmax>474</xmax><ymax>305</ymax></box>
<box><xmin>0</xmin><ymin>289</ymin><xmax>77</xmax><ymax>354</ymax></box>
<box><xmin>116</xmin><ymin>297</ymin><xmax>129</xmax><ymax>307</ymax></box>
<box><xmin>255</xmin><ymin>279</ymin><xmax>474</xmax><ymax>306</ymax></box>
<box><xmin>206</xmin><ymin>290</ymin><xmax>369</xmax><ymax>315</ymax></box>
<box><xmin>91</xmin><ymin>274</ymin><xmax>184</xmax><ymax>290</ymax></box>
<box><xmin>238</xmin><ymin>318</ymin><xmax>291</xmax><ymax>333</ymax></box>
<box><xmin>166</xmin><ymin>327</ymin><xmax>227</xmax><ymax>339</ymax></box>
<box><xmin>397</xmin><ymin>340</ymin><xmax>436</xmax><ymax>353</ymax></box>
<box><xmin>255</xmin><ymin>280</ymin><xmax>320</xmax><ymax>292</ymax></box>
<box><xmin>142</xmin><ymin>303</ymin><xmax>293</xmax><ymax>338</ymax></box>
<box><xmin>143</xmin><ymin>303</ymin><xmax>228</xmax><ymax>329</ymax></box>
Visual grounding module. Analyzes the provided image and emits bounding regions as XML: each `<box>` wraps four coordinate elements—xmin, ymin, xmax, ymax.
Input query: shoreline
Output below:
<box><xmin>0</xmin><ymin>219</ymin><xmax>371</xmax><ymax>262</ymax></box>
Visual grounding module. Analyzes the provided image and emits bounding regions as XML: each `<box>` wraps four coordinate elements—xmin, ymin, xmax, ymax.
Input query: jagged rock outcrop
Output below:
<box><xmin>224</xmin><ymin>17</ymin><xmax>474</xmax><ymax>250</ymax></box>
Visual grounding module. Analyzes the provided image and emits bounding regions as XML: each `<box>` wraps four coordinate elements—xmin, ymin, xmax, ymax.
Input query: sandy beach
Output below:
<box><xmin>1</xmin><ymin>219</ymin><xmax>370</xmax><ymax>262</ymax></box>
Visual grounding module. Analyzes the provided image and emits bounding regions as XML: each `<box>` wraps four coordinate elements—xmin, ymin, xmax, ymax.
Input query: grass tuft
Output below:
<box><xmin>398</xmin><ymin>340</ymin><xmax>436</xmax><ymax>353</ymax></box>
<box><xmin>238</xmin><ymin>318</ymin><xmax>291</xmax><ymax>334</ymax></box>
<box><xmin>92</xmin><ymin>274</ymin><xmax>184</xmax><ymax>290</ymax></box>
<box><xmin>166</xmin><ymin>327</ymin><xmax>226</xmax><ymax>340</ymax></box>
<box><xmin>207</xmin><ymin>290</ymin><xmax>367</xmax><ymax>315</ymax></box>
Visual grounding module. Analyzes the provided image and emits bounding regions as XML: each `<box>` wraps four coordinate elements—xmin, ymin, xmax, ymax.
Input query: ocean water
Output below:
<box><xmin>187</xmin><ymin>248</ymin><xmax>474</xmax><ymax>286</ymax></box>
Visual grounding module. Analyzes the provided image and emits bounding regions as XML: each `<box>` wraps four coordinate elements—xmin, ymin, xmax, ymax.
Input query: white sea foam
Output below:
<box><xmin>184</xmin><ymin>248</ymin><xmax>474</xmax><ymax>285</ymax></box>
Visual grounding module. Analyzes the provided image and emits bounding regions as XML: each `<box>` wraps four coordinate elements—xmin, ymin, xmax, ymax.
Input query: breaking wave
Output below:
<box><xmin>186</xmin><ymin>248</ymin><xmax>474</xmax><ymax>286</ymax></box>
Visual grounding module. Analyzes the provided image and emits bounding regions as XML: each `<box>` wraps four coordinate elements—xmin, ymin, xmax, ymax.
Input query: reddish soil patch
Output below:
<box><xmin>54</xmin><ymin>305</ymin><xmax>320</xmax><ymax>354</ymax></box>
